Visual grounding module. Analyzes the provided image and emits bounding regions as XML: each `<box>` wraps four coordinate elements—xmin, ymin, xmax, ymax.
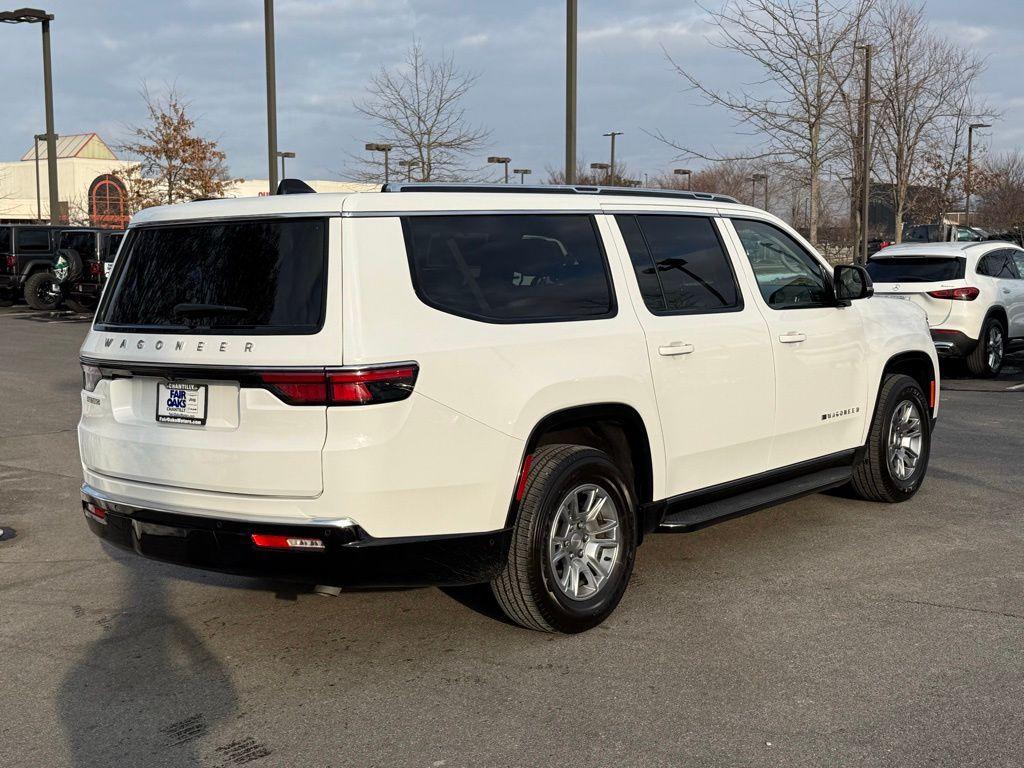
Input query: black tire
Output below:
<box><xmin>491</xmin><ymin>444</ymin><xmax>637</xmax><ymax>633</ymax></box>
<box><xmin>965</xmin><ymin>315</ymin><xmax>1004</xmax><ymax>378</ymax></box>
<box><xmin>23</xmin><ymin>271</ymin><xmax>64</xmax><ymax>311</ymax></box>
<box><xmin>849</xmin><ymin>374</ymin><xmax>931</xmax><ymax>503</ymax></box>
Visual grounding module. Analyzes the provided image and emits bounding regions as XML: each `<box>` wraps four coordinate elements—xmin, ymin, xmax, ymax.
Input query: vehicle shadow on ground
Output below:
<box><xmin>56</xmin><ymin>554</ymin><xmax>240</xmax><ymax>767</ymax></box>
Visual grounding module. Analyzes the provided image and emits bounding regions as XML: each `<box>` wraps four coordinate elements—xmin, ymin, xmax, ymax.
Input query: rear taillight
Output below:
<box><xmin>927</xmin><ymin>286</ymin><xmax>979</xmax><ymax>301</ymax></box>
<box><xmin>4</xmin><ymin>254</ymin><xmax>14</xmax><ymax>271</ymax></box>
<box><xmin>87</xmin><ymin>261</ymin><xmax>102</xmax><ymax>277</ymax></box>
<box><xmin>84</xmin><ymin>502</ymin><xmax>106</xmax><ymax>524</ymax></box>
<box><xmin>258</xmin><ymin>363</ymin><xmax>418</xmax><ymax>406</ymax></box>
<box><xmin>251</xmin><ymin>534</ymin><xmax>324</xmax><ymax>551</ymax></box>
<box><xmin>82</xmin><ymin>363</ymin><xmax>104</xmax><ymax>392</ymax></box>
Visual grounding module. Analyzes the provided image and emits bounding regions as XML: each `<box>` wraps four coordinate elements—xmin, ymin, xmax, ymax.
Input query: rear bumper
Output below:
<box><xmin>82</xmin><ymin>485</ymin><xmax>511</xmax><ymax>588</ymax></box>
<box><xmin>931</xmin><ymin>329</ymin><xmax>976</xmax><ymax>358</ymax></box>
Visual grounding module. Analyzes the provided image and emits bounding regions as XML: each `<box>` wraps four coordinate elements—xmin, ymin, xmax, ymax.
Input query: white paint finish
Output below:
<box><xmin>600</xmin><ymin>214</ymin><xmax>775</xmax><ymax>494</ymax></box>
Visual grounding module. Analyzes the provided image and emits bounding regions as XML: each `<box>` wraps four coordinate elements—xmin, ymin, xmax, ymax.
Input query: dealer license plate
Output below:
<box><xmin>156</xmin><ymin>382</ymin><xmax>208</xmax><ymax>425</ymax></box>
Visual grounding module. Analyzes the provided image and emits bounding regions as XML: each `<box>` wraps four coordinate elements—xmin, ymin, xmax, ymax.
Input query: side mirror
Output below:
<box><xmin>834</xmin><ymin>264</ymin><xmax>873</xmax><ymax>304</ymax></box>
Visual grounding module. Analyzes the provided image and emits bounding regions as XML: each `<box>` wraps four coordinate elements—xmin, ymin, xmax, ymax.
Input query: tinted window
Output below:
<box><xmin>0</xmin><ymin>226</ymin><xmax>11</xmax><ymax>254</ymax></box>
<box><xmin>403</xmin><ymin>214</ymin><xmax>613</xmax><ymax>323</ymax></box>
<box><xmin>59</xmin><ymin>231</ymin><xmax>96</xmax><ymax>258</ymax></box>
<box><xmin>16</xmin><ymin>228</ymin><xmax>51</xmax><ymax>252</ymax></box>
<box><xmin>615</xmin><ymin>214</ymin><xmax>740</xmax><ymax>314</ymax></box>
<box><xmin>978</xmin><ymin>251</ymin><xmax>1017</xmax><ymax>279</ymax></box>
<box><xmin>732</xmin><ymin>219</ymin><xmax>832</xmax><ymax>309</ymax></box>
<box><xmin>96</xmin><ymin>218</ymin><xmax>327</xmax><ymax>334</ymax></box>
<box><xmin>867</xmin><ymin>257</ymin><xmax>965</xmax><ymax>283</ymax></box>
<box><xmin>1011</xmin><ymin>251</ymin><xmax>1024</xmax><ymax>278</ymax></box>
<box><xmin>103</xmin><ymin>233</ymin><xmax>124</xmax><ymax>261</ymax></box>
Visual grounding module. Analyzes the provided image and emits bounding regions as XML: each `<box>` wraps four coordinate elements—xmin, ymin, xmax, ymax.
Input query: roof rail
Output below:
<box><xmin>380</xmin><ymin>182</ymin><xmax>740</xmax><ymax>205</ymax></box>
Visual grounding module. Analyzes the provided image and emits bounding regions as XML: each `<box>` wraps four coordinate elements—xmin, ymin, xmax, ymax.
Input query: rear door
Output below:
<box><xmin>79</xmin><ymin>217</ymin><xmax>339</xmax><ymax>497</ymax></box>
<box><xmin>867</xmin><ymin>256</ymin><xmax>967</xmax><ymax>327</ymax></box>
<box><xmin>1010</xmin><ymin>250</ymin><xmax>1024</xmax><ymax>338</ymax></box>
<box><xmin>608</xmin><ymin>212</ymin><xmax>775</xmax><ymax>493</ymax></box>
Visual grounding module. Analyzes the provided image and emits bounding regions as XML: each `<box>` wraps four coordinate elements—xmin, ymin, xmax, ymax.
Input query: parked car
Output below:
<box><xmin>52</xmin><ymin>228</ymin><xmax>125</xmax><ymax>312</ymax></box>
<box><xmin>0</xmin><ymin>224</ymin><xmax>123</xmax><ymax>310</ymax></box>
<box><xmin>868</xmin><ymin>241</ymin><xmax>1024</xmax><ymax>376</ymax></box>
<box><xmin>77</xmin><ymin>183</ymin><xmax>939</xmax><ymax>633</ymax></box>
<box><xmin>903</xmin><ymin>222</ymin><xmax>985</xmax><ymax>244</ymax></box>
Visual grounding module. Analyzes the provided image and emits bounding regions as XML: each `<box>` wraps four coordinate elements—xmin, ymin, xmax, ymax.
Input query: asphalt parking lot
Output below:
<box><xmin>1</xmin><ymin>304</ymin><xmax>1022</xmax><ymax>768</ymax></box>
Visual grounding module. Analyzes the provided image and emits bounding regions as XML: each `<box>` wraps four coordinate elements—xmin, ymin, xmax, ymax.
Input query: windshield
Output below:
<box><xmin>867</xmin><ymin>257</ymin><xmax>965</xmax><ymax>283</ymax></box>
<box><xmin>95</xmin><ymin>218</ymin><xmax>327</xmax><ymax>334</ymax></box>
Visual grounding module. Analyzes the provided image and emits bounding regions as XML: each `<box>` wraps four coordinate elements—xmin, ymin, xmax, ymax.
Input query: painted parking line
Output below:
<box><xmin>1006</xmin><ymin>382</ymin><xmax>1024</xmax><ymax>391</ymax></box>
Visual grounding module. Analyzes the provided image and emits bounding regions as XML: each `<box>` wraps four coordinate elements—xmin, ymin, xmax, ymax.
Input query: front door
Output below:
<box><xmin>604</xmin><ymin>213</ymin><xmax>775</xmax><ymax>496</ymax></box>
<box><xmin>723</xmin><ymin>218</ymin><xmax>868</xmax><ymax>469</ymax></box>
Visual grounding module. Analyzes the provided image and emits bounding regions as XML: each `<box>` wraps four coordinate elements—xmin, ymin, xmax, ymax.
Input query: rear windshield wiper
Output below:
<box><xmin>173</xmin><ymin>303</ymin><xmax>249</xmax><ymax>318</ymax></box>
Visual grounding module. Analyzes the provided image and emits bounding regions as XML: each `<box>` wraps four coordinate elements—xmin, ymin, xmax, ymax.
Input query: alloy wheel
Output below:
<box><xmin>887</xmin><ymin>400</ymin><xmax>924</xmax><ymax>481</ymax></box>
<box><xmin>547</xmin><ymin>483</ymin><xmax>621</xmax><ymax>601</ymax></box>
<box><xmin>987</xmin><ymin>324</ymin><xmax>1004</xmax><ymax>372</ymax></box>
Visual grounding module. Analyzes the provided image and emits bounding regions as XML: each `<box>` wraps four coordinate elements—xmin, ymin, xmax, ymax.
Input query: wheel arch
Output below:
<box><xmin>874</xmin><ymin>351</ymin><xmax>937</xmax><ymax>425</ymax></box>
<box><xmin>505</xmin><ymin>402</ymin><xmax>655</xmax><ymax>531</ymax></box>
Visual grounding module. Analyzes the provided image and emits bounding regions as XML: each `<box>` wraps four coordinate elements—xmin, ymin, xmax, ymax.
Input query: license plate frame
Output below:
<box><xmin>156</xmin><ymin>382</ymin><xmax>208</xmax><ymax>426</ymax></box>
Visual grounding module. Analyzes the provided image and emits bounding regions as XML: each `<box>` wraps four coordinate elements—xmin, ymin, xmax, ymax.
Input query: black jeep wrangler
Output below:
<box><xmin>0</xmin><ymin>225</ymin><xmax>123</xmax><ymax>311</ymax></box>
<box><xmin>51</xmin><ymin>229</ymin><xmax>125</xmax><ymax>312</ymax></box>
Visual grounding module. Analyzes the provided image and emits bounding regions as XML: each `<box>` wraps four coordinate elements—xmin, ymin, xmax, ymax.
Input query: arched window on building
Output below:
<box><xmin>89</xmin><ymin>174</ymin><xmax>128</xmax><ymax>229</ymax></box>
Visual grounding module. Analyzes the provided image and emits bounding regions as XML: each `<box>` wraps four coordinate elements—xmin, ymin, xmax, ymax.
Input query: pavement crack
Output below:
<box><xmin>890</xmin><ymin>597</ymin><xmax>1024</xmax><ymax>621</ymax></box>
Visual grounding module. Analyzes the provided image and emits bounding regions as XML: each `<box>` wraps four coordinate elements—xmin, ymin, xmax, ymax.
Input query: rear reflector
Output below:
<box><xmin>84</xmin><ymin>502</ymin><xmax>106</xmax><ymax>524</ymax></box>
<box><xmin>258</xmin><ymin>363</ymin><xmax>418</xmax><ymax>406</ymax></box>
<box><xmin>927</xmin><ymin>286</ymin><xmax>979</xmax><ymax>301</ymax></box>
<box><xmin>929</xmin><ymin>380</ymin><xmax>936</xmax><ymax>409</ymax></box>
<box><xmin>251</xmin><ymin>534</ymin><xmax>325</xmax><ymax>551</ymax></box>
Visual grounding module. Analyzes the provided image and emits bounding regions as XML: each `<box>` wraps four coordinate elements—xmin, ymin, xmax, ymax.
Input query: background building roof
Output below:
<box><xmin>20</xmin><ymin>133</ymin><xmax>118</xmax><ymax>162</ymax></box>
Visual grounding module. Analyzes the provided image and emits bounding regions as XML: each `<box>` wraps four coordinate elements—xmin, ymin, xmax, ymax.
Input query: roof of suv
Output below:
<box><xmin>129</xmin><ymin>183</ymin><xmax>763</xmax><ymax>227</ymax></box>
<box><xmin>872</xmin><ymin>242</ymin><xmax>1011</xmax><ymax>259</ymax></box>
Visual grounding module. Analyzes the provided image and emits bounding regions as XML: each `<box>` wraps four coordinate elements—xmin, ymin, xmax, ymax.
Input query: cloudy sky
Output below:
<box><xmin>4</xmin><ymin>0</ymin><xmax>1022</xmax><ymax>184</ymax></box>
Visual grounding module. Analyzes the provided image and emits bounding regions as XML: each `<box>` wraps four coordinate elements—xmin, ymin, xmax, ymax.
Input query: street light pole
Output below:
<box><xmin>33</xmin><ymin>133</ymin><xmax>44</xmax><ymax>221</ymax></box>
<box><xmin>859</xmin><ymin>44</ymin><xmax>873</xmax><ymax>262</ymax></box>
<box><xmin>603</xmin><ymin>131</ymin><xmax>623</xmax><ymax>183</ymax></box>
<box><xmin>965</xmin><ymin>123</ymin><xmax>991</xmax><ymax>229</ymax></box>
<box><xmin>488</xmin><ymin>156</ymin><xmax>511</xmax><ymax>183</ymax></box>
<box><xmin>673</xmin><ymin>168</ymin><xmax>692</xmax><ymax>190</ymax></box>
<box><xmin>264</xmin><ymin>0</ymin><xmax>279</xmax><ymax>194</ymax></box>
<box><xmin>513</xmin><ymin>168</ymin><xmax>532</xmax><ymax>184</ymax></box>
<box><xmin>365</xmin><ymin>143</ymin><xmax>394</xmax><ymax>184</ymax></box>
<box><xmin>276</xmin><ymin>150</ymin><xmax>295</xmax><ymax>179</ymax></box>
<box><xmin>565</xmin><ymin>0</ymin><xmax>577</xmax><ymax>184</ymax></box>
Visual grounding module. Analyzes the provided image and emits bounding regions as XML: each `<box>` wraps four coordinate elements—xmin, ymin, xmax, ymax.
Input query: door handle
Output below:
<box><xmin>1002</xmin><ymin>288</ymin><xmax>1011</xmax><ymax>294</ymax></box>
<box><xmin>658</xmin><ymin>342</ymin><xmax>695</xmax><ymax>356</ymax></box>
<box><xmin>779</xmin><ymin>332</ymin><xmax>807</xmax><ymax>344</ymax></box>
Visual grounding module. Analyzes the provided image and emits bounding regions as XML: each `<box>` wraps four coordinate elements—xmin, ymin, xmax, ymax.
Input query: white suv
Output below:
<box><xmin>78</xmin><ymin>184</ymin><xmax>939</xmax><ymax>633</ymax></box>
<box><xmin>868</xmin><ymin>242</ymin><xmax>1024</xmax><ymax>377</ymax></box>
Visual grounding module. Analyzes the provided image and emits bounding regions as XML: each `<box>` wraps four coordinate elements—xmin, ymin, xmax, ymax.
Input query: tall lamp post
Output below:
<box><xmin>398</xmin><ymin>158</ymin><xmax>419</xmax><ymax>182</ymax></box>
<box><xmin>590</xmin><ymin>162</ymin><xmax>610</xmax><ymax>183</ymax></box>
<box><xmin>674</xmin><ymin>168</ymin><xmax>692</xmax><ymax>190</ymax></box>
<box><xmin>752</xmin><ymin>173</ymin><xmax>769</xmax><ymax>210</ymax></box>
<box><xmin>513</xmin><ymin>168</ymin><xmax>532</xmax><ymax>184</ymax></box>
<box><xmin>858</xmin><ymin>44</ymin><xmax>873</xmax><ymax>263</ymax></box>
<box><xmin>276</xmin><ymin>150</ymin><xmax>295</xmax><ymax>179</ymax></box>
<box><xmin>603</xmin><ymin>131</ymin><xmax>623</xmax><ymax>183</ymax></box>
<box><xmin>965</xmin><ymin>123</ymin><xmax>991</xmax><ymax>229</ymax></box>
<box><xmin>2</xmin><ymin>8</ymin><xmax>59</xmax><ymax>223</ymax></box>
<box><xmin>33</xmin><ymin>132</ymin><xmax>53</xmax><ymax>222</ymax></box>
<box><xmin>565</xmin><ymin>0</ymin><xmax>577</xmax><ymax>184</ymax></box>
<box><xmin>263</xmin><ymin>0</ymin><xmax>279</xmax><ymax>194</ymax></box>
<box><xmin>488</xmin><ymin>156</ymin><xmax>512</xmax><ymax>183</ymax></box>
<box><xmin>365</xmin><ymin>142</ymin><xmax>394</xmax><ymax>183</ymax></box>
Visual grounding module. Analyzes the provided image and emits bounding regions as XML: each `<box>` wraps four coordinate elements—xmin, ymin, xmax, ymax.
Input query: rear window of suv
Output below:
<box><xmin>95</xmin><ymin>218</ymin><xmax>327</xmax><ymax>334</ymax></box>
<box><xmin>867</xmin><ymin>257</ymin><xmax>966</xmax><ymax>283</ymax></box>
<box><xmin>402</xmin><ymin>214</ymin><xmax>615</xmax><ymax>323</ymax></box>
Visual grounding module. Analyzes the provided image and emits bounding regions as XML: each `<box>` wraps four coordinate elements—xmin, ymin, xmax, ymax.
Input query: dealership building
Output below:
<box><xmin>0</xmin><ymin>132</ymin><xmax>373</xmax><ymax>228</ymax></box>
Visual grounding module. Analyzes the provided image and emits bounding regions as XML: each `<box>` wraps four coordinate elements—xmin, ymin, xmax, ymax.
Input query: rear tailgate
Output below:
<box><xmin>867</xmin><ymin>255</ymin><xmax>966</xmax><ymax>327</ymax></box>
<box><xmin>79</xmin><ymin>216</ymin><xmax>339</xmax><ymax>498</ymax></box>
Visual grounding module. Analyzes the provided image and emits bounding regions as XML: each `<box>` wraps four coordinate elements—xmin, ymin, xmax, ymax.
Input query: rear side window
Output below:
<box><xmin>103</xmin><ymin>233</ymin><xmax>124</xmax><ymax>261</ymax></box>
<box><xmin>96</xmin><ymin>218</ymin><xmax>327</xmax><ymax>334</ymax></box>
<box><xmin>16</xmin><ymin>228</ymin><xmax>51</xmax><ymax>252</ymax></box>
<box><xmin>0</xmin><ymin>227</ymin><xmax>11</xmax><ymax>254</ymax></box>
<box><xmin>402</xmin><ymin>214</ymin><xmax>614</xmax><ymax>323</ymax></box>
<box><xmin>978</xmin><ymin>250</ymin><xmax>1019</xmax><ymax>279</ymax></box>
<box><xmin>615</xmin><ymin>214</ymin><xmax>740</xmax><ymax>314</ymax></box>
<box><xmin>60</xmin><ymin>231</ymin><xmax>97</xmax><ymax>258</ymax></box>
<box><xmin>867</xmin><ymin>257</ymin><xmax>965</xmax><ymax>282</ymax></box>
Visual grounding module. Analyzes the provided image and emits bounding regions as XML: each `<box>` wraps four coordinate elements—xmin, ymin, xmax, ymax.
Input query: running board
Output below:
<box><xmin>656</xmin><ymin>466</ymin><xmax>853</xmax><ymax>533</ymax></box>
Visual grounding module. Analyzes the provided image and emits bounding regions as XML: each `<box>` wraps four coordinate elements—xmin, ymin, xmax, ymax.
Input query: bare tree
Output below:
<box><xmin>657</xmin><ymin>0</ymin><xmax>873</xmax><ymax>244</ymax></box>
<box><xmin>977</xmin><ymin>151</ymin><xmax>1024</xmax><ymax>241</ymax></box>
<box><xmin>872</xmin><ymin>0</ymin><xmax>992</xmax><ymax>242</ymax></box>
<box><xmin>651</xmin><ymin>157</ymin><xmax>758</xmax><ymax>202</ymax></box>
<box><xmin>119</xmin><ymin>86</ymin><xmax>233</xmax><ymax>206</ymax></box>
<box><xmin>353</xmin><ymin>43</ymin><xmax>489</xmax><ymax>183</ymax></box>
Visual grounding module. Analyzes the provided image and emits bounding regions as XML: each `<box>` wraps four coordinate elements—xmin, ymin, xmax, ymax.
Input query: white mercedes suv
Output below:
<box><xmin>78</xmin><ymin>183</ymin><xmax>939</xmax><ymax>633</ymax></box>
<box><xmin>868</xmin><ymin>242</ymin><xmax>1024</xmax><ymax>377</ymax></box>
